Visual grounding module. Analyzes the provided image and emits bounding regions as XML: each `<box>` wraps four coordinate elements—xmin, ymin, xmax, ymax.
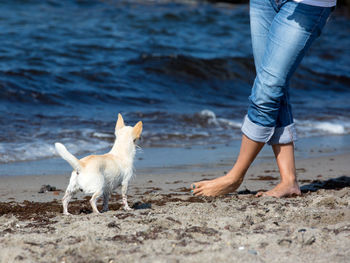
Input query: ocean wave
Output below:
<box><xmin>92</xmin><ymin>132</ymin><xmax>114</xmax><ymax>139</ymax></box>
<box><xmin>296</xmin><ymin>119</ymin><xmax>349</xmax><ymax>136</ymax></box>
<box><xmin>2</xmin><ymin>112</ymin><xmax>350</xmax><ymax>163</ymax></box>
<box><xmin>128</xmin><ymin>54</ymin><xmax>255</xmax><ymax>82</ymax></box>
<box><xmin>192</xmin><ymin>109</ymin><xmax>242</xmax><ymax>129</ymax></box>
<box><xmin>0</xmin><ymin>139</ymin><xmax>111</xmax><ymax>164</ymax></box>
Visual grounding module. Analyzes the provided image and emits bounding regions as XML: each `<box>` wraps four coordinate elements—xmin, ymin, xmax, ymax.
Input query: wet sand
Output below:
<box><xmin>0</xmin><ymin>153</ymin><xmax>349</xmax><ymax>263</ymax></box>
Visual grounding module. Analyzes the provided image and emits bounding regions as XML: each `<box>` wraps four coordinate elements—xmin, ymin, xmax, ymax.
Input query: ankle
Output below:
<box><xmin>224</xmin><ymin>173</ymin><xmax>244</xmax><ymax>187</ymax></box>
<box><xmin>280</xmin><ymin>177</ymin><xmax>298</xmax><ymax>186</ymax></box>
<box><xmin>226</xmin><ymin>165</ymin><xmax>246</xmax><ymax>180</ymax></box>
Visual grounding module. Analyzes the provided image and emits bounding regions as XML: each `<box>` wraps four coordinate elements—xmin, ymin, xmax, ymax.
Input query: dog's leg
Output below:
<box><xmin>62</xmin><ymin>172</ymin><xmax>79</xmax><ymax>215</ymax></box>
<box><xmin>102</xmin><ymin>191</ymin><xmax>110</xmax><ymax>212</ymax></box>
<box><xmin>62</xmin><ymin>190</ymin><xmax>73</xmax><ymax>215</ymax></box>
<box><xmin>121</xmin><ymin>183</ymin><xmax>132</xmax><ymax>211</ymax></box>
<box><xmin>90</xmin><ymin>190</ymin><xmax>103</xmax><ymax>214</ymax></box>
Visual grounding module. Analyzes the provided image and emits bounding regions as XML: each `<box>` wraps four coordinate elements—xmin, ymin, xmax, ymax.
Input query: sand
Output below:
<box><xmin>0</xmin><ymin>153</ymin><xmax>349</xmax><ymax>263</ymax></box>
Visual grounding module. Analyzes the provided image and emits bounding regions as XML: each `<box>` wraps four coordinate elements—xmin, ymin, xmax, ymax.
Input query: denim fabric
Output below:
<box><xmin>241</xmin><ymin>0</ymin><xmax>333</xmax><ymax>145</ymax></box>
<box><xmin>242</xmin><ymin>114</ymin><xmax>298</xmax><ymax>144</ymax></box>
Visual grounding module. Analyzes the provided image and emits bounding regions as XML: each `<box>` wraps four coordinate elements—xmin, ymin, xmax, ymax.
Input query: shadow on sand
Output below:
<box><xmin>300</xmin><ymin>176</ymin><xmax>350</xmax><ymax>193</ymax></box>
<box><xmin>236</xmin><ymin>176</ymin><xmax>350</xmax><ymax>196</ymax></box>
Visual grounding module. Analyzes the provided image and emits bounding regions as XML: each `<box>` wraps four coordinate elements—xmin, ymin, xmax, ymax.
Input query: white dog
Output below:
<box><xmin>55</xmin><ymin>114</ymin><xmax>142</xmax><ymax>215</ymax></box>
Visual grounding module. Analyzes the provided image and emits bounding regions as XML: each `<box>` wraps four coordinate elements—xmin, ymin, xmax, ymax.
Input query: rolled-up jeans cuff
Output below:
<box><xmin>241</xmin><ymin>115</ymin><xmax>275</xmax><ymax>143</ymax></box>
<box><xmin>241</xmin><ymin>115</ymin><xmax>298</xmax><ymax>145</ymax></box>
<box><xmin>267</xmin><ymin>123</ymin><xmax>297</xmax><ymax>145</ymax></box>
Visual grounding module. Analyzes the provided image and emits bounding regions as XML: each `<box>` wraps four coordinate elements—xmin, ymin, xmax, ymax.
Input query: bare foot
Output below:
<box><xmin>256</xmin><ymin>180</ymin><xmax>301</xmax><ymax>198</ymax></box>
<box><xmin>191</xmin><ymin>175</ymin><xmax>243</xmax><ymax>197</ymax></box>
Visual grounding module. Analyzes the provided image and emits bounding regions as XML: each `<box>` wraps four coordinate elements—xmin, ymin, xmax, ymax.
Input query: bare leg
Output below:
<box><xmin>102</xmin><ymin>191</ymin><xmax>110</xmax><ymax>212</ymax></box>
<box><xmin>256</xmin><ymin>142</ymin><xmax>301</xmax><ymax>197</ymax></box>
<box><xmin>121</xmin><ymin>183</ymin><xmax>132</xmax><ymax>211</ymax></box>
<box><xmin>90</xmin><ymin>191</ymin><xmax>102</xmax><ymax>214</ymax></box>
<box><xmin>192</xmin><ymin>135</ymin><xmax>264</xmax><ymax>196</ymax></box>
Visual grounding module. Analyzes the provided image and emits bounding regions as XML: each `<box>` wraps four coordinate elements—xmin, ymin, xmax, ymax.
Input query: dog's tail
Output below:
<box><xmin>55</xmin><ymin>142</ymin><xmax>82</xmax><ymax>172</ymax></box>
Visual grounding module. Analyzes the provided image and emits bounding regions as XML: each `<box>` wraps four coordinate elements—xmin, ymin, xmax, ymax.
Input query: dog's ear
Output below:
<box><xmin>132</xmin><ymin>121</ymin><xmax>143</xmax><ymax>139</ymax></box>
<box><xmin>115</xmin><ymin>113</ymin><xmax>125</xmax><ymax>130</ymax></box>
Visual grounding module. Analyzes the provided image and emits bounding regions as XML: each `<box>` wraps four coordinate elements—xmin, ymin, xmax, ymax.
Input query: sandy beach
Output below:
<box><xmin>1</xmin><ymin>150</ymin><xmax>349</xmax><ymax>263</ymax></box>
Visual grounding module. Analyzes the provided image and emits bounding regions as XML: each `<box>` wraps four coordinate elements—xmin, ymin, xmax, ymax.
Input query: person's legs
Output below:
<box><xmin>191</xmin><ymin>0</ymin><xmax>274</xmax><ymax>197</ymax></box>
<box><xmin>253</xmin><ymin>2</ymin><xmax>333</xmax><ymax>196</ymax></box>
<box><xmin>241</xmin><ymin>2</ymin><xmax>332</xmax><ymax>197</ymax></box>
<box><xmin>192</xmin><ymin>1</ymin><xmax>333</xmax><ymax>197</ymax></box>
<box><xmin>243</xmin><ymin>2</ymin><xmax>333</xmax><ymax>139</ymax></box>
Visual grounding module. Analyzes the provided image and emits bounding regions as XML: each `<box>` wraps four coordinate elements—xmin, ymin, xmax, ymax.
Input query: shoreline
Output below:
<box><xmin>1</xmin><ymin>134</ymin><xmax>350</xmax><ymax>177</ymax></box>
<box><xmin>0</xmin><ymin>150</ymin><xmax>349</xmax><ymax>203</ymax></box>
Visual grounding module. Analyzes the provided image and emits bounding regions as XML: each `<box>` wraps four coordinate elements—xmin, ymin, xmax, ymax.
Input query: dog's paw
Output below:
<box><xmin>123</xmin><ymin>206</ymin><xmax>133</xmax><ymax>211</ymax></box>
<box><xmin>63</xmin><ymin>212</ymin><xmax>72</xmax><ymax>216</ymax></box>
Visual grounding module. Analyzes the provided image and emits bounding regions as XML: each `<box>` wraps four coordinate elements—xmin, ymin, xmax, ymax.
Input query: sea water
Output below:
<box><xmin>0</xmin><ymin>0</ymin><xmax>349</xmax><ymax>173</ymax></box>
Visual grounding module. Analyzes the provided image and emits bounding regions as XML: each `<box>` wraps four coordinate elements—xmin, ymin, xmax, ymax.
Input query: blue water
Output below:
<box><xmin>0</xmin><ymin>0</ymin><xmax>350</xmax><ymax>164</ymax></box>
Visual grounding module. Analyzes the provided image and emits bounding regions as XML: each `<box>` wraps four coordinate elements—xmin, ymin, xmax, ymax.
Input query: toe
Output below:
<box><xmin>191</xmin><ymin>182</ymin><xmax>204</xmax><ymax>190</ymax></box>
<box><xmin>193</xmin><ymin>186</ymin><xmax>205</xmax><ymax>196</ymax></box>
<box><xmin>194</xmin><ymin>189</ymin><xmax>204</xmax><ymax>196</ymax></box>
<box><xmin>193</xmin><ymin>187</ymin><xmax>202</xmax><ymax>195</ymax></box>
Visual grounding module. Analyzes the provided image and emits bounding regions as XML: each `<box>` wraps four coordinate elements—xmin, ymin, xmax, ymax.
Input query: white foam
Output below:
<box><xmin>199</xmin><ymin>109</ymin><xmax>242</xmax><ymax>128</ymax></box>
<box><xmin>296</xmin><ymin>119</ymin><xmax>347</xmax><ymax>135</ymax></box>
<box><xmin>199</xmin><ymin>109</ymin><xmax>219</xmax><ymax>125</ymax></box>
<box><xmin>195</xmin><ymin>131</ymin><xmax>210</xmax><ymax>137</ymax></box>
<box><xmin>92</xmin><ymin>132</ymin><xmax>114</xmax><ymax>138</ymax></box>
<box><xmin>217</xmin><ymin>118</ymin><xmax>242</xmax><ymax>128</ymax></box>
<box><xmin>0</xmin><ymin>139</ymin><xmax>111</xmax><ymax>164</ymax></box>
<box><xmin>314</xmin><ymin>122</ymin><xmax>345</xmax><ymax>134</ymax></box>
<box><xmin>0</xmin><ymin>142</ymin><xmax>57</xmax><ymax>163</ymax></box>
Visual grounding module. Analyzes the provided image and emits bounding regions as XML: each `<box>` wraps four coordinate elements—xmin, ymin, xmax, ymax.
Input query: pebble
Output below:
<box><xmin>38</xmin><ymin>184</ymin><xmax>56</xmax><ymax>193</ymax></box>
<box><xmin>304</xmin><ymin>236</ymin><xmax>316</xmax><ymax>246</ymax></box>
<box><xmin>248</xmin><ymin>249</ymin><xmax>258</xmax><ymax>255</ymax></box>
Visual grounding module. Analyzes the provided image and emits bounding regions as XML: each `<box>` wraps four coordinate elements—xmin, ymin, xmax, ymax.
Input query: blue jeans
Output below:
<box><xmin>241</xmin><ymin>0</ymin><xmax>333</xmax><ymax>145</ymax></box>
